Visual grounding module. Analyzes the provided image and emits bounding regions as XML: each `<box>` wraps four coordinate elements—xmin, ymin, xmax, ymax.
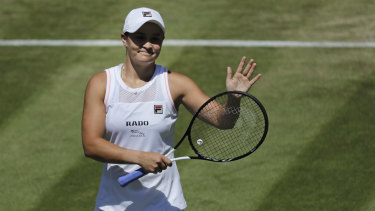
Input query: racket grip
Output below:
<box><xmin>118</xmin><ymin>168</ymin><xmax>148</xmax><ymax>187</ymax></box>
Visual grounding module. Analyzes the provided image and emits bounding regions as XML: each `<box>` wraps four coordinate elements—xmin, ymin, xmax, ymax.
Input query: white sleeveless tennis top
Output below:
<box><xmin>95</xmin><ymin>64</ymin><xmax>187</xmax><ymax>211</ymax></box>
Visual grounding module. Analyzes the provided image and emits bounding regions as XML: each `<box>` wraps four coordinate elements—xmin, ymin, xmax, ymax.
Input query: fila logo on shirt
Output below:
<box><xmin>154</xmin><ymin>105</ymin><xmax>163</xmax><ymax>114</ymax></box>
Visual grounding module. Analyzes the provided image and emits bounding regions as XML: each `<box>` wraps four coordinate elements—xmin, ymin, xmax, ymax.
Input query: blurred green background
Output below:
<box><xmin>0</xmin><ymin>0</ymin><xmax>374</xmax><ymax>210</ymax></box>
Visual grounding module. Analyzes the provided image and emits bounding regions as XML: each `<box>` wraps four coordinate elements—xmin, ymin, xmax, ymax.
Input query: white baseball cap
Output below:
<box><xmin>123</xmin><ymin>7</ymin><xmax>165</xmax><ymax>34</ymax></box>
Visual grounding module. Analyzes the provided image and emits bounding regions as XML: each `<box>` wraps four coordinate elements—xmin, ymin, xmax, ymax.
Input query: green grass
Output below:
<box><xmin>1</xmin><ymin>0</ymin><xmax>374</xmax><ymax>40</ymax></box>
<box><xmin>0</xmin><ymin>0</ymin><xmax>374</xmax><ymax>210</ymax></box>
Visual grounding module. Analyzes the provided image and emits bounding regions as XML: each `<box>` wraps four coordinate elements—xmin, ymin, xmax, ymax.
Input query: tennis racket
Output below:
<box><xmin>118</xmin><ymin>90</ymin><xmax>268</xmax><ymax>187</ymax></box>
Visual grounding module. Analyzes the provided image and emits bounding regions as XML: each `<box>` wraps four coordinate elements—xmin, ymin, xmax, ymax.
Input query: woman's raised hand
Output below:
<box><xmin>226</xmin><ymin>56</ymin><xmax>261</xmax><ymax>92</ymax></box>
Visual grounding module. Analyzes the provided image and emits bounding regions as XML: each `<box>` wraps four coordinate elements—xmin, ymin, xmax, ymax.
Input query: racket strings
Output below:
<box><xmin>190</xmin><ymin>93</ymin><xmax>266</xmax><ymax>161</ymax></box>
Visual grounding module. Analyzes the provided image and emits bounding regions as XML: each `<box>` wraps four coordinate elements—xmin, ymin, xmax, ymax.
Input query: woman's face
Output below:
<box><xmin>123</xmin><ymin>22</ymin><xmax>164</xmax><ymax>64</ymax></box>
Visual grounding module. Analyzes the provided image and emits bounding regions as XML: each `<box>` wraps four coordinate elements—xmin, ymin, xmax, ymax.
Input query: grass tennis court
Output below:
<box><xmin>1</xmin><ymin>0</ymin><xmax>374</xmax><ymax>210</ymax></box>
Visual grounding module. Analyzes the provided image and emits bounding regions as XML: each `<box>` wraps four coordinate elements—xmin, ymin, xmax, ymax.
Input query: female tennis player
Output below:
<box><xmin>81</xmin><ymin>7</ymin><xmax>261</xmax><ymax>211</ymax></box>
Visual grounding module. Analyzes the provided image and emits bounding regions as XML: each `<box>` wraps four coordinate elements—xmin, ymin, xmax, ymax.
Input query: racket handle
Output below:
<box><xmin>118</xmin><ymin>168</ymin><xmax>148</xmax><ymax>187</ymax></box>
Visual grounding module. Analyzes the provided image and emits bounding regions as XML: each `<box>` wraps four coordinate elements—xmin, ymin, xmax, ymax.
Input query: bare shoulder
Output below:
<box><xmin>167</xmin><ymin>70</ymin><xmax>209</xmax><ymax>112</ymax></box>
<box><xmin>168</xmin><ymin>71</ymin><xmax>201</xmax><ymax>98</ymax></box>
<box><xmin>168</xmin><ymin>71</ymin><xmax>197</xmax><ymax>90</ymax></box>
<box><xmin>85</xmin><ymin>71</ymin><xmax>107</xmax><ymax>100</ymax></box>
<box><xmin>88</xmin><ymin>71</ymin><xmax>106</xmax><ymax>86</ymax></box>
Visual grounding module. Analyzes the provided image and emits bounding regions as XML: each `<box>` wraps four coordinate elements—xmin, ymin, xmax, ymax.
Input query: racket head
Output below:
<box><xmin>187</xmin><ymin>91</ymin><xmax>268</xmax><ymax>162</ymax></box>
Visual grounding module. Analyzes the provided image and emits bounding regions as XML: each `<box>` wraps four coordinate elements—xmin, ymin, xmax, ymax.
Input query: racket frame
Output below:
<box><xmin>170</xmin><ymin>90</ymin><xmax>269</xmax><ymax>162</ymax></box>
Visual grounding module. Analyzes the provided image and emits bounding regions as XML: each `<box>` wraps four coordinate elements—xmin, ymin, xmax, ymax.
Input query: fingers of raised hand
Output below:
<box><xmin>236</xmin><ymin>57</ymin><xmax>256</xmax><ymax>78</ymax></box>
<box><xmin>249</xmin><ymin>73</ymin><xmax>262</xmax><ymax>86</ymax></box>
<box><xmin>226</xmin><ymin>56</ymin><xmax>260</xmax><ymax>92</ymax></box>
<box><xmin>245</xmin><ymin>60</ymin><xmax>256</xmax><ymax>79</ymax></box>
<box><xmin>236</xmin><ymin>56</ymin><xmax>247</xmax><ymax>73</ymax></box>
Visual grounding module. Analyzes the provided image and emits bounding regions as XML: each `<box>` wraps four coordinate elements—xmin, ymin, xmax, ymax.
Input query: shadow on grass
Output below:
<box><xmin>0</xmin><ymin>47</ymin><xmax>80</xmax><ymax>129</ymax></box>
<box><xmin>256</xmin><ymin>78</ymin><xmax>375</xmax><ymax>210</ymax></box>
<box><xmin>30</xmin><ymin>158</ymin><xmax>102</xmax><ymax>211</ymax></box>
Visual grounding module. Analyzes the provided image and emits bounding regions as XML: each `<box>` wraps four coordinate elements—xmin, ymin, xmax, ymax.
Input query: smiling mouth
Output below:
<box><xmin>138</xmin><ymin>50</ymin><xmax>154</xmax><ymax>55</ymax></box>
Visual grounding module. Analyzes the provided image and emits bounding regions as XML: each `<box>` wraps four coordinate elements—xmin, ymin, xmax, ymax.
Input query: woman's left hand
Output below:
<box><xmin>226</xmin><ymin>56</ymin><xmax>261</xmax><ymax>92</ymax></box>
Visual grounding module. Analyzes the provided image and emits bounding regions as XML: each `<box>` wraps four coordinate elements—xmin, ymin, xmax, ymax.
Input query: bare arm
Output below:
<box><xmin>81</xmin><ymin>72</ymin><xmax>171</xmax><ymax>173</ymax></box>
<box><xmin>169</xmin><ymin>72</ymin><xmax>239</xmax><ymax>129</ymax></box>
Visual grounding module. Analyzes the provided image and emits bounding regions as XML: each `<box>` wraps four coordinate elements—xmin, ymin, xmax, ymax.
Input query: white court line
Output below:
<box><xmin>0</xmin><ymin>39</ymin><xmax>375</xmax><ymax>47</ymax></box>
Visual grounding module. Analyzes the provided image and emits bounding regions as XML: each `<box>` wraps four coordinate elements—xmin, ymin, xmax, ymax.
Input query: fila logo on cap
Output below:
<box><xmin>142</xmin><ymin>11</ymin><xmax>152</xmax><ymax>17</ymax></box>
